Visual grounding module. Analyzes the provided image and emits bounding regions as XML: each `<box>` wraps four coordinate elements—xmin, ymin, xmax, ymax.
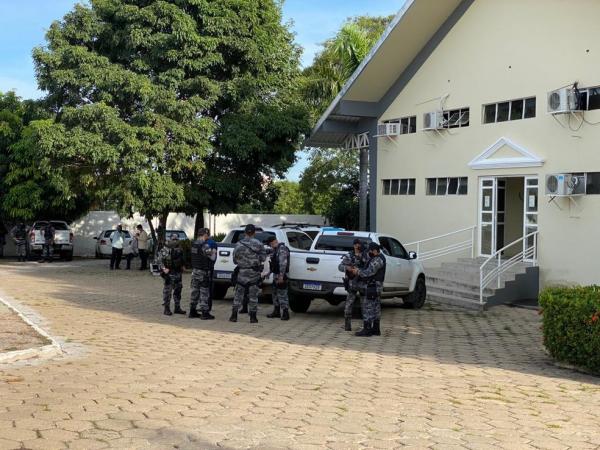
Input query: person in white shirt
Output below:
<box><xmin>136</xmin><ymin>225</ymin><xmax>149</xmax><ymax>270</ymax></box>
<box><xmin>110</xmin><ymin>224</ymin><xmax>126</xmax><ymax>270</ymax></box>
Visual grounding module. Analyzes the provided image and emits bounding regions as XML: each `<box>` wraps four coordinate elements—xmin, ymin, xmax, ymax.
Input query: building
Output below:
<box><xmin>308</xmin><ymin>0</ymin><xmax>600</xmax><ymax>305</ymax></box>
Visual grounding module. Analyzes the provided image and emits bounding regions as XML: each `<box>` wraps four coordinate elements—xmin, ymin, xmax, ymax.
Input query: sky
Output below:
<box><xmin>0</xmin><ymin>0</ymin><xmax>401</xmax><ymax>179</ymax></box>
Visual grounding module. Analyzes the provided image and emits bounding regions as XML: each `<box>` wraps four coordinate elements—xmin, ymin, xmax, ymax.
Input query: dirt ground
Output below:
<box><xmin>0</xmin><ymin>302</ymin><xmax>49</xmax><ymax>354</ymax></box>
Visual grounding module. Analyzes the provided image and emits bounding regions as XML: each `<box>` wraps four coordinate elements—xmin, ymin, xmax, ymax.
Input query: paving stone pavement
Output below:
<box><xmin>0</xmin><ymin>259</ymin><xmax>598</xmax><ymax>450</ymax></box>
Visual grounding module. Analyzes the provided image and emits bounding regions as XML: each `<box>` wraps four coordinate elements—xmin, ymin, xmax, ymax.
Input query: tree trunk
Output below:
<box><xmin>147</xmin><ymin>218</ymin><xmax>157</xmax><ymax>258</ymax></box>
<box><xmin>157</xmin><ymin>212</ymin><xmax>168</xmax><ymax>249</ymax></box>
<box><xmin>359</xmin><ymin>147</ymin><xmax>369</xmax><ymax>232</ymax></box>
<box><xmin>194</xmin><ymin>211</ymin><xmax>205</xmax><ymax>240</ymax></box>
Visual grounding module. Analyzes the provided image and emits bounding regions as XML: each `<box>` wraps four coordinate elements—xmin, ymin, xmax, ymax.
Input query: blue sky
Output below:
<box><xmin>0</xmin><ymin>0</ymin><xmax>401</xmax><ymax>179</ymax></box>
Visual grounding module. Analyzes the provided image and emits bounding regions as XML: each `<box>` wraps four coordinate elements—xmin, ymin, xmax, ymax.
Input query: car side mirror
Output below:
<box><xmin>408</xmin><ymin>251</ymin><xmax>417</xmax><ymax>260</ymax></box>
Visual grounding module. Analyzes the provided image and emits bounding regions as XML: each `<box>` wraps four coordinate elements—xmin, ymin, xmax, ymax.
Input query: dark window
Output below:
<box><xmin>510</xmin><ymin>99</ymin><xmax>524</xmax><ymax>120</ymax></box>
<box><xmin>426</xmin><ymin>178</ymin><xmax>437</xmax><ymax>196</ymax></box>
<box><xmin>378</xmin><ymin>237</ymin><xmax>392</xmax><ymax>256</ymax></box>
<box><xmin>408</xmin><ymin>180</ymin><xmax>416</xmax><ymax>195</ymax></box>
<box><xmin>524</xmin><ymin>97</ymin><xmax>536</xmax><ymax>118</ymax></box>
<box><xmin>388</xmin><ymin>238</ymin><xmax>409</xmax><ymax>259</ymax></box>
<box><xmin>448</xmin><ymin>178</ymin><xmax>458</xmax><ymax>195</ymax></box>
<box><xmin>436</xmin><ymin>178</ymin><xmax>448</xmax><ymax>195</ymax></box>
<box><xmin>231</xmin><ymin>231</ymin><xmax>274</xmax><ymax>244</ymax></box>
<box><xmin>586</xmin><ymin>172</ymin><xmax>600</xmax><ymax>194</ymax></box>
<box><xmin>409</xmin><ymin>116</ymin><xmax>417</xmax><ymax>133</ymax></box>
<box><xmin>390</xmin><ymin>179</ymin><xmax>400</xmax><ymax>195</ymax></box>
<box><xmin>399</xmin><ymin>179</ymin><xmax>408</xmax><ymax>195</ymax></box>
<box><xmin>383</xmin><ymin>180</ymin><xmax>391</xmax><ymax>195</ymax></box>
<box><xmin>484</xmin><ymin>104</ymin><xmax>496</xmax><ymax>124</ymax></box>
<box><xmin>587</xmin><ymin>88</ymin><xmax>600</xmax><ymax>110</ymax></box>
<box><xmin>314</xmin><ymin>235</ymin><xmax>371</xmax><ymax>252</ymax></box>
<box><xmin>444</xmin><ymin>108</ymin><xmax>470</xmax><ymax>128</ymax></box>
<box><xmin>497</xmin><ymin>102</ymin><xmax>510</xmax><ymax>122</ymax></box>
<box><xmin>166</xmin><ymin>230</ymin><xmax>188</xmax><ymax>240</ymax></box>
<box><xmin>298</xmin><ymin>234</ymin><xmax>313</xmax><ymax>250</ymax></box>
<box><xmin>458</xmin><ymin>177</ymin><xmax>468</xmax><ymax>195</ymax></box>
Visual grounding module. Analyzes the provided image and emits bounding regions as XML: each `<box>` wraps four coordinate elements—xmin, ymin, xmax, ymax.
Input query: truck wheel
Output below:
<box><xmin>62</xmin><ymin>251</ymin><xmax>73</xmax><ymax>262</ymax></box>
<box><xmin>403</xmin><ymin>276</ymin><xmax>426</xmax><ymax>309</ymax></box>
<box><xmin>289</xmin><ymin>294</ymin><xmax>311</xmax><ymax>313</ymax></box>
<box><xmin>212</xmin><ymin>283</ymin><xmax>229</xmax><ymax>300</ymax></box>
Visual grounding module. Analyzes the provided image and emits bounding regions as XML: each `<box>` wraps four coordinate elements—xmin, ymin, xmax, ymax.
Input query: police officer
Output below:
<box><xmin>349</xmin><ymin>242</ymin><xmax>386</xmax><ymax>337</ymax></box>
<box><xmin>230</xmin><ymin>224</ymin><xmax>266</xmax><ymax>324</ymax></box>
<box><xmin>265</xmin><ymin>235</ymin><xmax>291</xmax><ymax>321</ymax></box>
<box><xmin>10</xmin><ymin>223</ymin><xmax>28</xmax><ymax>262</ymax></box>
<box><xmin>40</xmin><ymin>222</ymin><xmax>55</xmax><ymax>263</ymax></box>
<box><xmin>158</xmin><ymin>233</ymin><xmax>186</xmax><ymax>316</ymax></box>
<box><xmin>338</xmin><ymin>238</ymin><xmax>369</xmax><ymax>331</ymax></box>
<box><xmin>189</xmin><ymin>228</ymin><xmax>216</xmax><ymax>320</ymax></box>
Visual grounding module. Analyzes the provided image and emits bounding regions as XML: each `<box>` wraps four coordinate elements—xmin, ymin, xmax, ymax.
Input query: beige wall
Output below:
<box><xmin>376</xmin><ymin>0</ymin><xmax>600</xmax><ymax>287</ymax></box>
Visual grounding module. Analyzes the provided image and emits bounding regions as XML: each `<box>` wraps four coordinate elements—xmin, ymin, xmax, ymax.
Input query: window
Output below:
<box><xmin>382</xmin><ymin>178</ymin><xmax>416</xmax><ymax>195</ymax></box>
<box><xmin>314</xmin><ymin>235</ymin><xmax>371</xmax><ymax>252</ymax></box>
<box><xmin>442</xmin><ymin>108</ymin><xmax>469</xmax><ymax>128</ymax></box>
<box><xmin>483</xmin><ymin>97</ymin><xmax>536</xmax><ymax>124</ymax></box>
<box><xmin>576</xmin><ymin>86</ymin><xmax>600</xmax><ymax>111</ymax></box>
<box><xmin>586</xmin><ymin>172</ymin><xmax>600</xmax><ymax>194</ymax></box>
<box><xmin>231</xmin><ymin>230</ymin><xmax>275</xmax><ymax>244</ymax></box>
<box><xmin>382</xmin><ymin>116</ymin><xmax>417</xmax><ymax>135</ymax></box>
<box><xmin>286</xmin><ymin>231</ymin><xmax>312</xmax><ymax>250</ymax></box>
<box><xmin>426</xmin><ymin>177</ymin><xmax>468</xmax><ymax>196</ymax></box>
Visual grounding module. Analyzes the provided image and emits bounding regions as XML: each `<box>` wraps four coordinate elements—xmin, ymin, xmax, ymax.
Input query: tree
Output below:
<box><xmin>273</xmin><ymin>181</ymin><xmax>306</xmax><ymax>214</ymax></box>
<box><xmin>11</xmin><ymin>0</ymin><xmax>307</xmax><ymax>245</ymax></box>
<box><xmin>300</xmin><ymin>16</ymin><xmax>393</xmax><ymax>229</ymax></box>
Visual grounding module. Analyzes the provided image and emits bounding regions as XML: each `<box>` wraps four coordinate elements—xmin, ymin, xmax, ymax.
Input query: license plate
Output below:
<box><xmin>303</xmin><ymin>282</ymin><xmax>322</xmax><ymax>291</ymax></box>
<box><xmin>216</xmin><ymin>272</ymin><xmax>231</xmax><ymax>279</ymax></box>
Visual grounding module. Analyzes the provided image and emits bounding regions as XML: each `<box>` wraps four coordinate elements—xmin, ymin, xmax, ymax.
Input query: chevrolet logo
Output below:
<box><xmin>221</xmin><ymin>259</ymin><xmax>228</xmax><ymax>263</ymax></box>
<box><xmin>307</xmin><ymin>267</ymin><xmax>317</xmax><ymax>272</ymax></box>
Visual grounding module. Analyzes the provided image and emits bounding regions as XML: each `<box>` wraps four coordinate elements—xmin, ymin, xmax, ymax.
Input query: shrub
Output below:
<box><xmin>539</xmin><ymin>286</ymin><xmax>600</xmax><ymax>374</ymax></box>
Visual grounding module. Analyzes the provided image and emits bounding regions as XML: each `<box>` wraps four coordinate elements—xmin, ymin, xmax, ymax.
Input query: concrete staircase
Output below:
<box><xmin>426</xmin><ymin>257</ymin><xmax>539</xmax><ymax>310</ymax></box>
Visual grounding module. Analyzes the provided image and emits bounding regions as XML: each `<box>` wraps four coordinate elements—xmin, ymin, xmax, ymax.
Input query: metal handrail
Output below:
<box><xmin>406</xmin><ymin>226</ymin><xmax>477</xmax><ymax>261</ymax></box>
<box><xmin>479</xmin><ymin>231</ymin><xmax>539</xmax><ymax>305</ymax></box>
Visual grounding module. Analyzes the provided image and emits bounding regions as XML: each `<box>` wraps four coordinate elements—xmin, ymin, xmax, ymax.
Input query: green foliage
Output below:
<box><xmin>212</xmin><ymin>233</ymin><xmax>226</xmax><ymax>243</ymax></box>
<box><xmin>7</xmin><ymin>0</ymin><xmax>308</xmax><ymax>226</ymax></box>
<box><xmin>539</xmin><ymin>286</ymin><xmax>600</xmax><ymax>374</ymax></box>
<box><xmin>273</xmin><ymin>181</ymin><xmax>306</xmax><ymax>214</ymax></box>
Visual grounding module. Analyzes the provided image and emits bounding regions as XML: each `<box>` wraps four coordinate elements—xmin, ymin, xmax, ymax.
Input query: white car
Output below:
<box><xmin>286</xmin><ymin>230</ymin><xmax>427</xmax><ymax>313</ymax></box>
<box><xmin>212</xmin><ymin>226</ymin><xmax>313</xmax><ymax>299</ymax></box>
<box><xmin>94</xmin><ymin>229</ymin><xmax>134</xmax><ymax>258</ymax></box>
<box><xmin>29</xmin><ymin>220</ymin><xmax>74</xmax><ymax>261</ymax></box>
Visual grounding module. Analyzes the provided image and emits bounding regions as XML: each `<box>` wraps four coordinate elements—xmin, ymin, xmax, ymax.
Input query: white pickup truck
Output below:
<box><xmin>211</xmin><ymin>226</ymin><xmax>313</xmax><ymax>300</ymax></box>
<box><xmin>286</xmin><ymin>230</ymin><xmax>427</xmax><ymax>313</ymax></box>
<box><xmin>29</xmin><ymin>220</ymin><xmax>74</xmax><ymax>261</ymax></box>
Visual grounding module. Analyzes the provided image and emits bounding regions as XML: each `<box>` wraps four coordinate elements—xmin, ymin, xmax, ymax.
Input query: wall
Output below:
<box><xmin>0</xmin><ymin>212</ymin><xmax>327</xmax><ymax>258</ymax></box>
<box><xmin>376</xmin><ymin>0</ymin><xmax>600</xmax><ymax>287</ymax></box>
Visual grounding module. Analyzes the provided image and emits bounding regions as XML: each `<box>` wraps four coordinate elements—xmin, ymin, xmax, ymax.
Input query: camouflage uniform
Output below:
<box><xmin>10</xmin><ymin>224</ymin><xmax>28</xmax><ymax>261</ymax></box>
<box><xmin>338</xmin><ymin>249</ymin><xmax>369</xmax><ymax>318</ymax></box>
<box><xmin>157</xmin><ymin>242</ymin><xmax>185</xmax><ymax>312</ymax></box>
<box><xmin>270</xmin><ymin>243</ymin><xmax>290</xmax><ymax>310</ymax></box>
<box><xmin>190</xmin><ymin>240</ymin><xmax>216</xmax><ymax>314</ymax></box>
<box><xmin>357</xmin><ymin>253</ymin><xmax>386</xmax><ymax>323</ymax></box>
<box><xmin>232</xmin><ymin>237</ymin><xmax>266</xmax><ymax>314</ymax></box>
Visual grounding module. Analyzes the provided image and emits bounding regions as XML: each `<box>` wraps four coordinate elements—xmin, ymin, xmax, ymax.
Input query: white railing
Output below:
<box><xmin>479</xmin><ymin>231</ymin><xmax>539</xmax><ymax>305</ymax></box>
<box><xmin>406</xmin><ymin>226</ymin><xmax>476</xmax><ymax>262</ymax></box>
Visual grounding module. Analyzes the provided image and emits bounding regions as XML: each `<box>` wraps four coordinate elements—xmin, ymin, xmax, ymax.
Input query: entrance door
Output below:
<box><xmin>478</xmin><ymin>177</ymin><xmax>497</xmax><ymax>257</ymax></box>
<box><xmin>523</xmin><ymin>177</ymin><xmax>539</xmax><ymax>262</ymax></box>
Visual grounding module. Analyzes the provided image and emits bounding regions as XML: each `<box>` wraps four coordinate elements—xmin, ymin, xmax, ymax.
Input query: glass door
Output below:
<box><xmin>523</xmin><ymin>177</ymin><xmax>539</xmax><ymax>262</ymax></box>
<box><xmin>479</xmin><ymin>177</ymin><xmax>497</xmax><ymax>257</ymax></box>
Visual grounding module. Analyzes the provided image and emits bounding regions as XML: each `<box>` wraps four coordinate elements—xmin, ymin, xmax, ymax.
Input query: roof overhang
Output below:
<box><xmin>306</xmin><ymin>0</ymin><xmax>470</xmax><ymax>148</ymax></box>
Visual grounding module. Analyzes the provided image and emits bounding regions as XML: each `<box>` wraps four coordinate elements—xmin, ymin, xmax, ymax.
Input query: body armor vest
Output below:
<box><xmin>191</xmin><ymin>241</ymin><xmax>211</xmax><ymax>271</ymax></box>
<box><xmin>270</xmin><ymin>243</ymin><xmax>289</xmax><ymax>275</ymax></box>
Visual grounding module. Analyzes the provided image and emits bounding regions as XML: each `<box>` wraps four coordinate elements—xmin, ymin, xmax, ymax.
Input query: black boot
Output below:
<box><xmin>355</xmin><ymin>321</ymin><xmax>372</xmax><ymax>337</ymax></box>
<box><xmin>163</xmin><ymin>305</ymin><xmax>173</xmax><ymax>316</ymax></box>
<box><xmin>372</xmin><ymin>320</ymin><xmax>381</xmax><ymax>336</ymax></box>
<box><xmin>173</xmin><ymin>305</ymin><xmax>186</xmax><ymax>315</ymax></box>
<box><xmin>345</xmin><ymin>318</ymin><xmax>352</xmax><ymax>331</ymax></box>
<box><xmin>201</xmin><ymin>311</ymin><xmax>215</xmax><ymax>320</ymax></box>
<box><xmin>189</xmin><ymin>308</ymin><xmax>200</xmax><ymax>318</ymax></box>
<box><xmin>267</xmin><ymin>306</ymin><xmax>281</xmax><ymax>318</ymax></box>
<box><xmin>249</xmin><ymin>312</ymin><xmax>258</xmax><ymax>323</ymax></box>
<box><xmin>229</xmin><ymin>309</ymin><xmax>238</xmax><ymax>322</ymax></box>
<box><xmin>281</xmin><ymin>308</ymin><xmax>290</xmax><ymax>321</ymax></box>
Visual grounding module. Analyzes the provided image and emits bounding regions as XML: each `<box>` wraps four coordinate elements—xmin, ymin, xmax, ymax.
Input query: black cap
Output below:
<box><xmin>368</xmin><ymin>242</ymin><xmax>381</xmax><ymax>252</ymax></box>
<box><xmin>244</xmin><ymin>224</ymin><xmax>256</xmax><ymax>234</ymax></box>
<box><xmin>353</xmin><ymin>238</ymin><xmax>362</xmax><ymax>245</ymax></box>
<box><xmin>197</xmin><ymin>228</ymin><xmax>210</xmax><ymax>237</ymax></box>
<box><xmin>265</xmin><ymin>235</ymin><xmax>277</xmax><ymax>244</ymax></box>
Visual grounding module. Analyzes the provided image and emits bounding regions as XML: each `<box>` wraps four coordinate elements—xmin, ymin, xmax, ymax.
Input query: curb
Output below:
<box><xmin>0</xmin><ymin>291</ymin><xmax>63</xmax><ymax>365</ymax></box>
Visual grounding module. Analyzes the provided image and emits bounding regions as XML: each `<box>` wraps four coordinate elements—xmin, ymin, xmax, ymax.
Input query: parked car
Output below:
<box><xmin>271</xmin><ymin>223</ymin><xmax>344</xmax><ymax>240</ymax></box>
<box><xmin>29</xmin><ymin>220</ymin><xmax>74</xmax><ymax>261</ymax></box>
<box><xmin>212</xmin><ymin>226</ymin><xmax>313</xmax><ymax>300</ymax></box>
<box><xmin>286</xmin><ymin>230</ymin><xmax>427</xmax><ymax>313</ymax></box>
<box><xmin>94</xmin><ymin>229</ymin><xmax>134</xmax><ymax>258</ymax></box>
<box><xmin>165</xmin><ymin>230</ymin><xmax>189</xmax><ymax>241</ymax></box>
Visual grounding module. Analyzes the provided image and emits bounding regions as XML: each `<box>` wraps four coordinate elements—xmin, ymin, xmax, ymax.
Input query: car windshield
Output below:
<box><xmin>230</xmin><ymin>230</ymin><xmax>275</xmax><ymax>244</ymax></box>
<box><xmin>166</xmin><ymin>230</ymin><xmax>188</xmax><ymax>240</ymax></box>
<box><xmin>103</xmin><ymin>230</ymin><xmax>131</xmax><ymax>238</ymax></box>
<box><xmin>314</xmin><ymin>235</ymin><xmax>372</xmax><ymax>252</ymax></box>
<box><xmin>50</xmin><ymin>222</ymin><xmax>69</xmax><ymax>230</ymax></box>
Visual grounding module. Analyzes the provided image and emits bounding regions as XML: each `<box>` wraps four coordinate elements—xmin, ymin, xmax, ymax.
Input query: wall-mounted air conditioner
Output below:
<box><xmin>422</xmin><ymin>111</ymin><xmax>444</xmax><ymax>131</ymax></box>
<box><xmin>376</xmin><ymin>122</ymin><xmax>400</xmax><ymax>137</ymax></box>
<box><xmin>545</xmin><ymin>173</ymin><xmax>587</xmax><ymax>196</ymax></box>
<box><xmin>547</xmin><ymin>88</ymin><xmax>583</xmax><ymax>114</ymax></box>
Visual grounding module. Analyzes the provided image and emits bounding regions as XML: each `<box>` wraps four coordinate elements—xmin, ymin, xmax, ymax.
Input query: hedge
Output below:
<box><xmin>539</xmin><ymin>286</ymin><xmax>600</xmax><ymax>375</ymax></box>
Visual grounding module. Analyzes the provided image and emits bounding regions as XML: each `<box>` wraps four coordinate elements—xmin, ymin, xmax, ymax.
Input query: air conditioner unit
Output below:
<box><xmin>547</xmin><ymin>88</ymin><xmax>583</xmax><ymax>114</ymax></box>
<box><xmin>545</xmin><ymin>173</ymin><xmax>587</xmax><ymax>196</ymax></box>
<box><xmin>376</xmin><ymin>122</ymin><xmax>400</xmax><ymax>137</ymax></box>
<box><xmin>422</xmin><ymin>111</ymin><xmax>444</xmax><ymax>131</ymax></box>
